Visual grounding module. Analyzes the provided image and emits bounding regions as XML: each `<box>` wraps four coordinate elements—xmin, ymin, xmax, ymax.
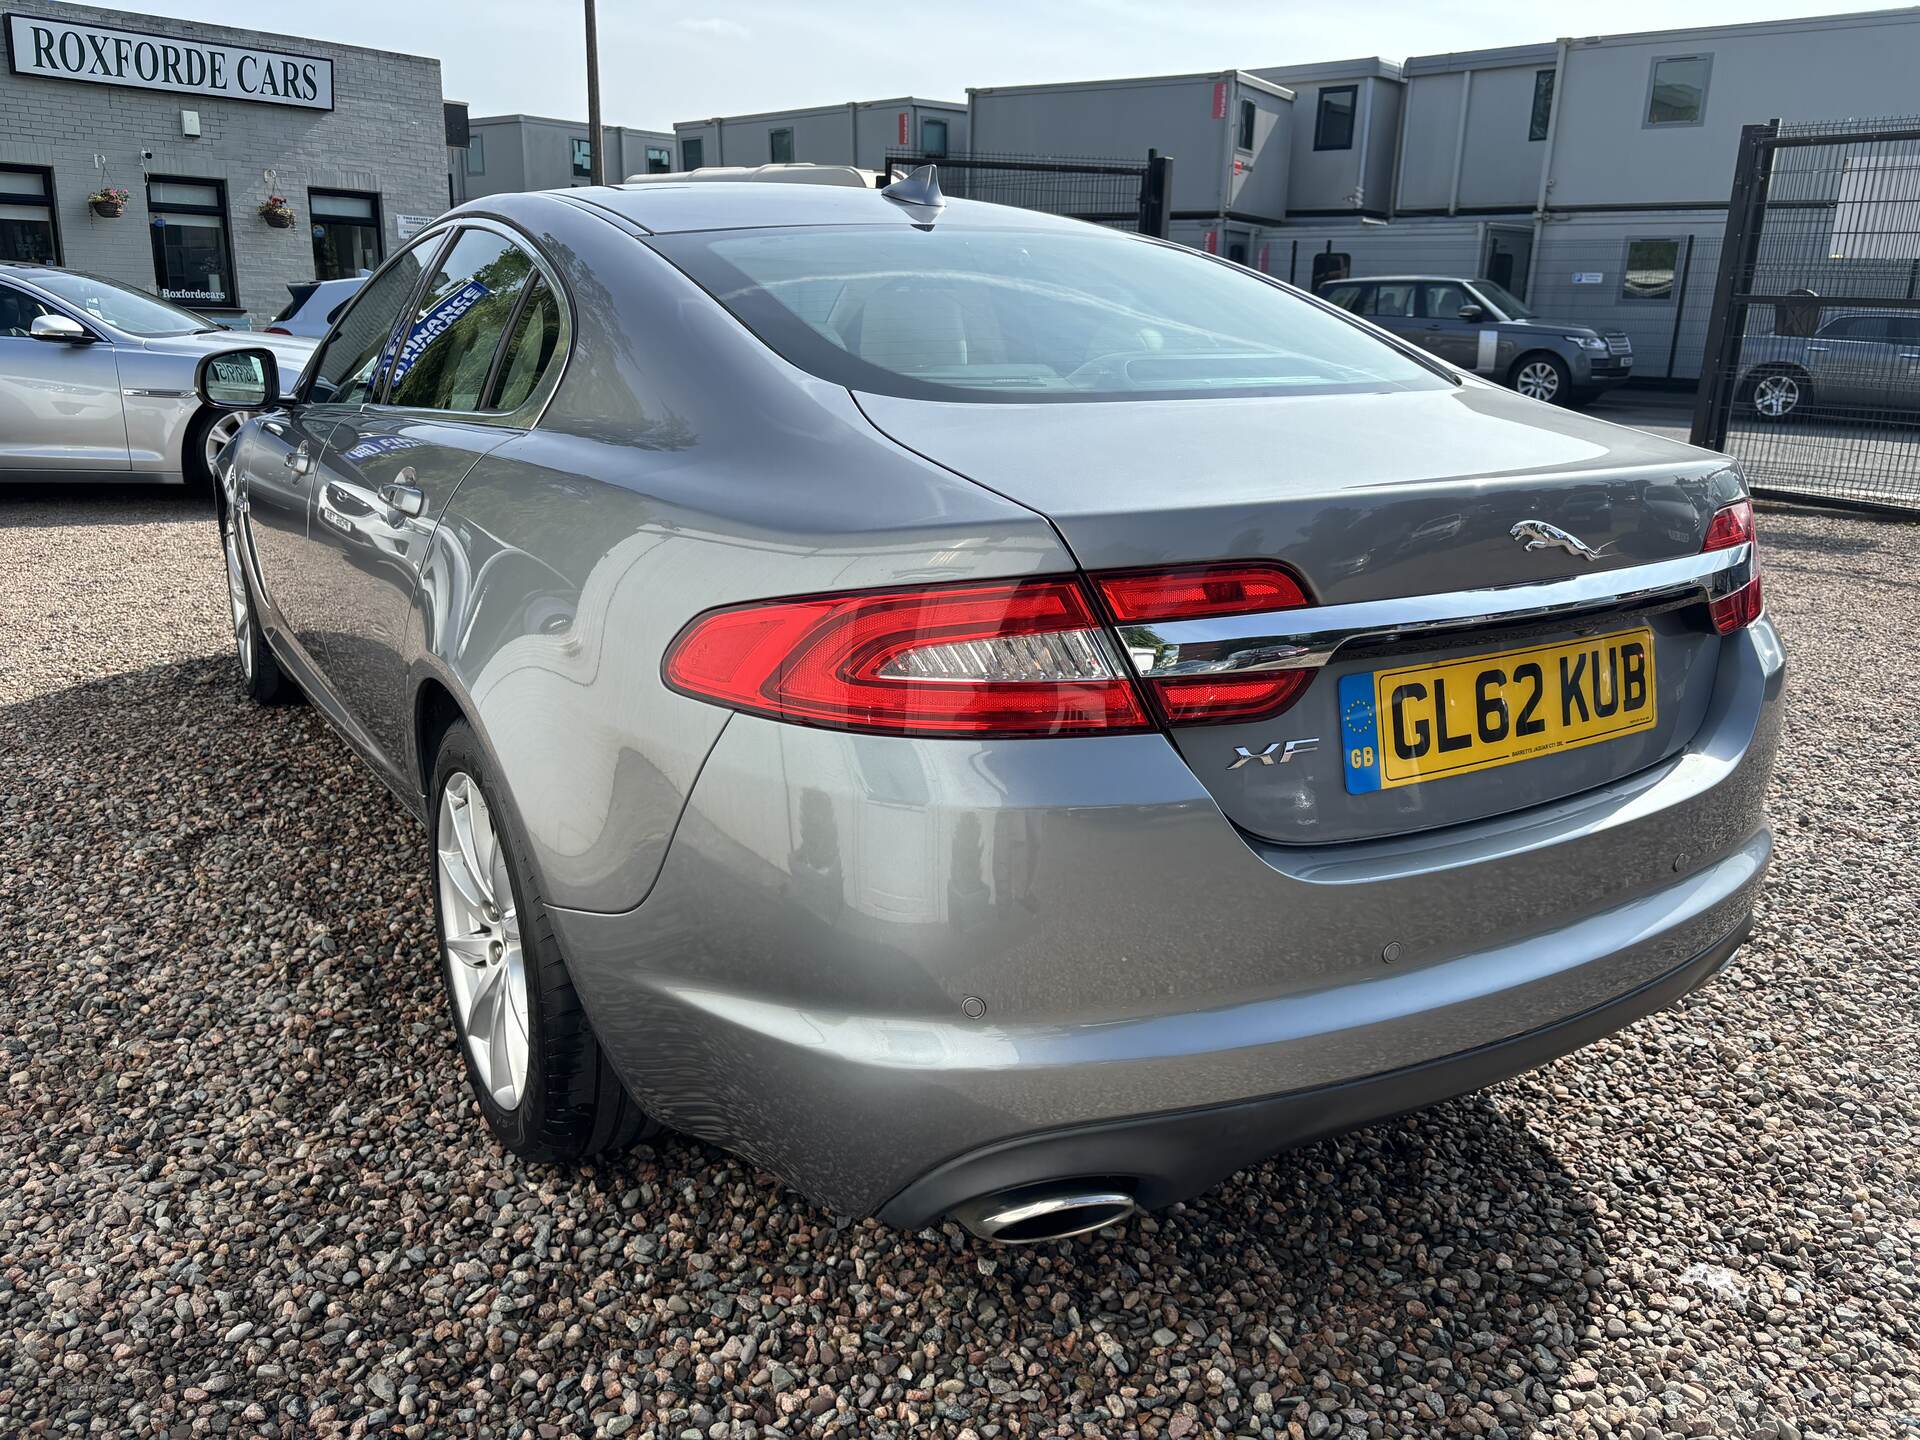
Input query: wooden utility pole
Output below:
<box><xmin>585</xmin><ymin>0</ymin><xmax>605</xmax><ymax>184</ymax></box>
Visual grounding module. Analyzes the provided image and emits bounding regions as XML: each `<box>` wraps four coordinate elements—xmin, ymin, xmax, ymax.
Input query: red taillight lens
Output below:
<box><xmin>663</xmin><ymin>577</ymin><xmax>1151</xmax><ymax>737</ymax></box>
<box><xmin>264</xmin><ymin>325</ymin><xmax>292</xmax><ymax>335</ymax></box>
<box><xmin>1094</xmin><ymin>562</ymin><xmax>1315</xmax><ymax>724</ymax></box>
<box><xmin>1096</xmin><ymin>563</ymin><xmax>1309</xmax><ymax>623</ymax></box>
<box><xmin>1701</xmin><ymin>499</ymin><xmax>1762</xmax><ymax>634</ymax></box>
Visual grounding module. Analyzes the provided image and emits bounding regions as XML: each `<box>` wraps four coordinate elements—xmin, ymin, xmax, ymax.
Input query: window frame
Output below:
<box><xmin>571</xmin><ymin>137</ymin><xmax>593</xmax><ymax>178</ymax></box>
<box><xmin>920</xmin><ymin>116</ymin><xmax>949</xmax><ymax>158</ymax></box>
<box><xmin>362</xmin><ymin>219</ymin><xmax>573</xmax><ymax>427</ymax></box>
<box><xmin>1237</xmin><ymin>99</ymin><xmax>1257</xmax><ymax>152</ymax></box>
<box><xmin>682</xmin><ymin>136</ymin><xmax>704</xmax><ymax>170</ymax></box>
<box><xmin>466</xmin><ymin>132</ymin><xmax>486</xmax><ymax>175</ymax></box>
<box><xmin>308</xmin><ymin>187</ymin><xmax>385</xmax><ymax>281</ymax></box>
<box><xmin>1313</xmin><ymin>85</ymin><xmax>1358</xmax><ymax>152</ymax></box>
<box><xmin>302</xmin><ymin>227</ymin><xmax>453</xmax><ymax>409</ymax></box>
<box><xmin>769</xmin><ymin>127</ymin><xmax>795</xmax><ymax>164</ymax></box>
<box><xmin>1643</xmin><ymin>53</ymin><xmax>1712</xmax><ymax>129</ymax></box>
<box><xmin>0</xmin><ymin>163</ymin><xmax>61</xmax><ymax>265</ymax></box>
<box><xmin>146</xmin><ymin>175</ymin><xmax>239</xmax><ymax>313</ymax></box>
<box><xmin>644</xmin><ymin>145</ymin><xmax>672</xmax><ymax>174</ymax></box>
<box><xmin>1529</xmin><ymin>69</ymin><xmax>1554</xmax><ymax>143</ymax></box>
<box><xmin>1621</xmin><ymin>236</ymin><xmax>1683</xmax><ymax>302</ymax></box>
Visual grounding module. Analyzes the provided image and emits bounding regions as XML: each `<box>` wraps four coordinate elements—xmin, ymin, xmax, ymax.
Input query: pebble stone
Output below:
<box><xmin>2</xmin><ymin>488</ymin><xmax>1914</xmax><ymax>1439</ymax></box>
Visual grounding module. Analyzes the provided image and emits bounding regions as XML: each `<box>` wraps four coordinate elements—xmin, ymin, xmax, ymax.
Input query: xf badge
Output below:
<box><xmin>1228</xmin><ymin>738</ymin><xmax>1320</xmax><ymax>770</ymax></box>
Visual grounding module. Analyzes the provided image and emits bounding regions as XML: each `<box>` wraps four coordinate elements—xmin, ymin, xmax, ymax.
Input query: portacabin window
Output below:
<box><xmin>1314</xmin><ymin>85</ymin><xmax>1357</xmax><ymax>151</ymax></box>
<box><xmin>769</xmin><ymin>128</ymin><xmax>795</xmax><ymax>164</ymax></box>
<box><xmin>1237</xmin><ymin>99</ymin><xmax>1256</xmax><ymax>151</ymax></box>
<box><xmin>1309</xmin><ymin>249</ymin><xmax>1350</xmax><ymax>288</ymax></box>
<box><xmin>147</xmin><ymin>177</ymin><xmax>236</xmax><ymax>311</ymax></box>
<box><xmin>645</xmin><ymin>146</ymin><xmax>671</xmax><ymax>174</ymax></box>
<box><xmin>310</xmin><ymin>189</ymin><xmax>383</xmax><ymax>281</ymax></box>
<box><xmin>1529</xmin><ymin>69</ymin><xmax>1555</xmax><ymax>142</ymax></box>
<box><xmin>920</xmin><ymin>116</ymin><xmax>949</xmax><ymax>158</ymax></box>
<box><xmin>466</xmin><ymin>133</ymin><xmax>486</xmax><ymax>175</ymax></box>
<box><xmin>1622</xmin><ymin>237</ymin><xmax>1681</xmax><ymax>300</ymax></box>
<box><xmin>571</xmin><ymin>137</ymin><xmax>593</xmax><ymax>178</ymax></box>
<box><xmin>0</xmin><ymin>164</ymin><xmax>59</xmax><ymax>264</ymax></box>
<box><xmin>682</xmin><ymin>136</ymin><xmax>704</xmax><ymax>170</ymax></box>
<box><xmin>1645</xmin><ymin>54</ymin><xmax>1711</xmax><ymax>127</ymax></box>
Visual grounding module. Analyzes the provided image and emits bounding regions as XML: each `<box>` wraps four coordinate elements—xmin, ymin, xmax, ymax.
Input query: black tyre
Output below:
<box><xmin>185</xmin><ymin>407</ymin><xmax>250</xmax><ymax>490</ymax></box>
<box><xmin>1510</xmin><ymin>352</ymin><xmax>1572</xmax><ymax>405</ymax></box>
<box><xmin>428</xmin><ymin>719</ymin><xmax>657</xmax><ymax>1163</ymax></box>
<box><xmin>1748</xmin><ymin>368</ymin><xmax>1809</xmax><ymax>422</ymax></box>
<box><xmin>218</xmin><ymin>494</ymin><xmax>300</xmax><ymax>706</ymax></box>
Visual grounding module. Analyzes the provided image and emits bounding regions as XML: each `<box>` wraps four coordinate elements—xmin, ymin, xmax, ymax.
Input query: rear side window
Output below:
<box><xmin>654</xmin><ymin>226</ymin><xmax>1445</xmax><ymax>403</ymax></box>
<box><xmin>388</xmin><ymin>229</ymin><xmax>537</xmax><ymax>412</ymax></box>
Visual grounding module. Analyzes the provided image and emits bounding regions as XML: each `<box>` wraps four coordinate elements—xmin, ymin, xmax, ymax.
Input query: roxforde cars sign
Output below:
<box><xmin>5</xmin><ymin>14</ymin><xmax>334</xmax><ymax>110</ymax></box>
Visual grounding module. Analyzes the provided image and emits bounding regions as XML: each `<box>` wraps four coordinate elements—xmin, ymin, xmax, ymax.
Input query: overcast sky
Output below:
<box><xmin>159</xmin><ymin>0</ymin><xmax>1902</xmax><ymax>131</ymax></box>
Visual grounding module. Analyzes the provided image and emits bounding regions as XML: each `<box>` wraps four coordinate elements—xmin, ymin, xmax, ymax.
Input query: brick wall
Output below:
<box><xmin>0</xmin><ymin>0</ymin><xmax>448</xmax><ymax>326</ymax></box>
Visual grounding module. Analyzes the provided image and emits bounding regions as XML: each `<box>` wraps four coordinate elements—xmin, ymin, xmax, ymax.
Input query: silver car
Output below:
<box><xmin>1739</xmin><ymin>310</ymin><xmax>1920</xmax><ymax>420</ymax></box>
<box><xmin>0</xmin><ymin>263</ymin><xmax>316</xmax><ymax>485</ymax></box>
<box><xmin>200</xmin><ymin>173</ymin><xmax>1781</xmax><ymax>1242</ymax></box>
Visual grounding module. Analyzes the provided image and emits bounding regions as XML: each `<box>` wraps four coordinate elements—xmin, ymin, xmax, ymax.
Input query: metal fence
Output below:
<box><xmin>881</xmin><ymin>149</ymin><xmax>1172</xmax><ymax>236</ymax></box>
<box><xmin>1692</xmin><ymin>116</ymin><xmax>1920</xmax><ymax>513</ymax></box>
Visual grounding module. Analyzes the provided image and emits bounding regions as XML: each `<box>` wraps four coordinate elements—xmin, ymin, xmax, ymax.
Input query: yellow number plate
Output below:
<box><xmin>1338</xmin><ymin>627</ymin><xmax>1657</xmax><ymax>793</ymax></box>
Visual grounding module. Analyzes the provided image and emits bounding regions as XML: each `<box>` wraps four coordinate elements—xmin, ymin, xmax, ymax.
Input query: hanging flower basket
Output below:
<box><xmin>259</xmin><ymin>196</ymin><xmax>297</xmax><ymax>229</ymax></box>
<box><xmin>88</xmin><ymin>188</ymin><xmax>129</xmax><ymax>219</ymax></box>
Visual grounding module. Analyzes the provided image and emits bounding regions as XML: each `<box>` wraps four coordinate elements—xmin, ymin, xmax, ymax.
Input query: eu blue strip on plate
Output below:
<box><xmin>1339</xmin><ymin>672</ymin><xmax>1383</xmax><ymax>795</ymax></box>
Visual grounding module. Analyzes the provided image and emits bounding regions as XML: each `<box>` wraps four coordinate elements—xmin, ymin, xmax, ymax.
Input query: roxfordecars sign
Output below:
<box><xmin>5</xmin><ymin>14</ymin><xmax>334</xmax><ymax>110</ymax></box>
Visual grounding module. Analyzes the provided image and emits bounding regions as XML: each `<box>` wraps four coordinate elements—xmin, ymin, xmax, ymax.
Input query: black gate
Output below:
<box><xmin>1692</xmin><ymin>116</ymin><xmax>1920</xmax><ymax>512</ymax></box>
<box><xmin>880</xmin><ymin>149</ymin><xmax>1173</xmax><ymax>237</ymax></box>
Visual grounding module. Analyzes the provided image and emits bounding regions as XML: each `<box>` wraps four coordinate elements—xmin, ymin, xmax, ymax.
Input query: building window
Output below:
<box><xmin>1314</xmin><ymin>85</ymin><xmax>1357</xmax><ymax>151</ymax></box>
<box><xmin>147</xmin><ymin>178</ymin><xmax>235</xmax><ymax>309</ymax></box>
<box><xmin>1623</xmin><ymin>237</ymin><xmax>1681</xmax><ymax>300</ymax></box>
<box><xmin>1529</xmin><ymin>69</ymin><xmax>1555</xmax><ymax>142</ymax></box>
<box><xmin>1237</xmin><ymin>99</ymin><xmax>1257</xmax><ymax>151</ymax></box>
<box><xmin>0</xmin><ymin>165</ymin><xmax>58</xmax><ymax>264</ymax></box>
<box><xmin>310</xmin><ymin>190</ymin><xmax>382</xmax><ymax>281</ymax></box>
<box><xmin>465</xmin><ymin>133</ymin><xmax>486</xmax><ymax>175</ymax></box>
<box><xmin>921</xmin><ymin>117</ymin><xmax>949</xmax><ymax>158</ymax></box>
<box><xmin>571</xmin><ymin>137</ymin><xmax>593</xmax><ymax>178</ymax></box>
<box><xmin>1646</xmin><ymin>55</ymin><xmax>1711</xmax><ymax>127</ymax></box>
<box><xmin>1309</xmin><ymin>250</ymin><xmax>1350</xmax><ymax>288</ymax></box>
<box><xmin>770</xmin><ymin>128</ymin><xmax>794</xmax><ymax>164</ymax></box>
<box><xmin>682</xmin><ymin>136</ymin><xmax>704</xmax><ymax>170</ymax></box>
<box><xmin>645</xmin><ymin>146</ymin><xmax>671</xmax><ymax>174</ymax></box>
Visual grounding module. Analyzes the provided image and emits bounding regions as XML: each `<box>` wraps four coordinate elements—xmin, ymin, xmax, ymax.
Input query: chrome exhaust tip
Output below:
<box><xmin>951</xmin><ymin>1183</ymin><xmax>1138</xmax><ymax>1244</ymax></box>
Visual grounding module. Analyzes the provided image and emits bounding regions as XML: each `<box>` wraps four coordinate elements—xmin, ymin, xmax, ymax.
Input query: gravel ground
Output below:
<box><xmin>2</xmin><ymin>486</ymin><xmax>1916</xmax><ymax>1440</ymax></box>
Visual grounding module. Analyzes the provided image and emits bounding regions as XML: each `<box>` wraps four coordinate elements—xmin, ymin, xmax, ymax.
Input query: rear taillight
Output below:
<box><xmin>663</xmin><ymin>577</ymin><xmax>1150</xmax><ymax>737</ymax></box>
<box><xmin>264</xmin><ymin>325</ymin><xmax>292</xmax><ymax>335</ymax></box>
<box><xmin>1094</xmin><ymin>562</ymin><xmax>1314</xmax><ymax>723</ymax></box>
<box><xmin>1701</xmin><ymin>499</ymin><xmax>1762</xmax><ymax>634</ymax></box>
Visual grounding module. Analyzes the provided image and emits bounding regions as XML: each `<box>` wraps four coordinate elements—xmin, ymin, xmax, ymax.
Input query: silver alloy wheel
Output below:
<box><xmin>1753</xmin><ymin>373</ymin><xmax>1801</xmax><ymax>418</ymax></box>
<box><xmin>220</xmin><ymin>501</ymin><xmax>254</xmax><ymax>681</ymax></box>
<box><xmin>437</xmin><ymin>771</ymin><xmax>531</xmax><ymax>1110</ymax></box>
<box><xmin>1514</xmin><ymin>361</ymin><xmax>1562</xmax><ymax>402</ymax></box>
<box><xmin>204</xmin><ymin>410</ymin><xmax>249</xmax><ymax>476</ymax></box>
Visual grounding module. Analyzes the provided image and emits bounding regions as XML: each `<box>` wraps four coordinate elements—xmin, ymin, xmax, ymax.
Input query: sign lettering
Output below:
<box><xmin>6</xmin><ymin>14</ymin><xmax>334</xmax><ymax>110</ymax></box>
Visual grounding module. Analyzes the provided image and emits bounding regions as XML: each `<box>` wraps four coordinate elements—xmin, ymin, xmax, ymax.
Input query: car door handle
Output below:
<box><xmin>1804</xmin><ymin>344</ymin><xmax>1830</xmax><ymax>353</ymax></box>
<box><xmin>285</xmin><ymin>441</ymin><xmax>313</xmax><ymax>477</ymax></box>
<box><xmin>1900</xmin><ymin>352</ymin><xmax>1920</xmax><ymax>360</ymax></box>
<box><xmin>261</xmin><ymin>419</ymin><xmax>287</xmax><ymax>437</ymax></box>
<box><xmin>379</xmin><ymin>469</ymin><xmax>426</xmax><ymax>518</ymax></box>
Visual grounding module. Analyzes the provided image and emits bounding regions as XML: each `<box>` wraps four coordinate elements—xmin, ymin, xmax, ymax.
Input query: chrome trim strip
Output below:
<box><xmin>1120</xmin><ymin>545</ymin><xmax>1751</xmax><ymax>677</ymax></box>
<box><xmin>122</xmin><ymin>387</ymin><xmax>194</xmax><ymax>398</ymax></box>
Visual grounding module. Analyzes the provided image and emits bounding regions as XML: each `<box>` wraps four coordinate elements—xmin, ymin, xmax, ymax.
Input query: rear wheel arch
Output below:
<box><xmin>414</xmin><ymin>677</ymin><xmax>471</xmax><ymax>801</ymax></box>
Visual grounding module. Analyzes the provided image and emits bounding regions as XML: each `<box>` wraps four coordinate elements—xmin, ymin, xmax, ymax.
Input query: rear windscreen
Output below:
<box><xmin>650</xmin><ymin>225</ymin><xmax>1452</xmax><ymax>404</ymax></box>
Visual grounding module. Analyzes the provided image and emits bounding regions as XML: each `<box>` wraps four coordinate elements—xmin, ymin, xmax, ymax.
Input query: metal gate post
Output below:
<box><xmin>1139</xmin><ymin>150</ymin><xmax>1172</xmax><ymax>238</ymax></box>
<box><xmin>1691</xmin><ymin>120</ymin><xmax>1780</xmax><ymax>451</ymax></box>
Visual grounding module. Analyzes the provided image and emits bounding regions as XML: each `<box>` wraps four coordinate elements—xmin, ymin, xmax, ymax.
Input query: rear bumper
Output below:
<box><xmin>878</xmin><ymin>915</ymin><xmax>1748</xmax><ymax>1227</ymax></box>
<box><xmin>549</xmin><ymin>617</ymin><xmax>1783</xmax><ymax>1220</ymax></box>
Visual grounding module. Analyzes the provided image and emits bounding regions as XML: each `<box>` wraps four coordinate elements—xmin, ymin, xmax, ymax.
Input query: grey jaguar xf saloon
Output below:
<box><xmin>199</xmin><ymin>169</ymin><xmax>1781</xmax><ymax>1243</ymax></box>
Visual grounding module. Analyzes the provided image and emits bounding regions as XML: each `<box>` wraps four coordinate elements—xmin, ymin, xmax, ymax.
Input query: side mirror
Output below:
<box><xmin>196</xmin><ymin>347</ymin><xmax>280</xmax><ymax>411</ymax></box>
<box><xmin>1457</xmin><ymin>303</ymin><xmax>1486</xmax><ymax>322</ymax></box>
<box><xmin>29</xmin><ymin>314</ymin><xmax>93</xmax><ymax>343</ymax></box>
